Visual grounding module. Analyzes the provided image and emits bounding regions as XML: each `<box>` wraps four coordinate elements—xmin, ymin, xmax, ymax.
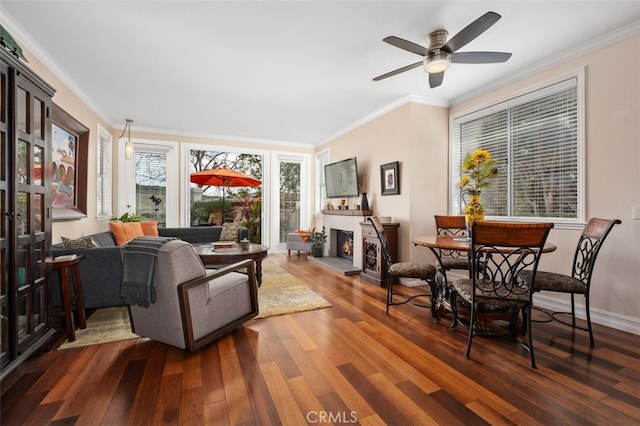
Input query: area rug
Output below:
<box><xmin>58</xmin><ymin>306</ymin><xmax>138</xmax><ymax>350</ymax></box>
<box><xmin>255</xmin><ymin>259</ymin><xmax>331</xmax><ymax>319</ymax></box>
<box><xmin>58</xmin><ymin>259</ymin><xmax>330</xmax><ymax>349</ymax></box>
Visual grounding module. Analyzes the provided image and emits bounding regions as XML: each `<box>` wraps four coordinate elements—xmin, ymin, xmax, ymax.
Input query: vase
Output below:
<box><xmin>361</xmin><ymin>192</ymin><xmax>369</xmax><ymax>211</ymax></box>
<box><xmin>464</xmin><ymin>191</ymin><xmax>485</xmax><ymax>231</ymax></box>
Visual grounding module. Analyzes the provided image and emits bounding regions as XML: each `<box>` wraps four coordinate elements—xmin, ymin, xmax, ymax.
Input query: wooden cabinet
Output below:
<box><xmin>1</xmin><ymin>48</ymin><xmax>56</xmax><ymax>379</ymax></box>
<box><xmin>360</xmin><ymin>222</ymin><xmax>399</xmax><ymax>287</ymax></box>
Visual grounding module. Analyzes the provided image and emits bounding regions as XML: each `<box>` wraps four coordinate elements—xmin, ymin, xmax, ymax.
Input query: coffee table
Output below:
<box><xmin>193</xmin><ymin>243</ymin><xmax>269</xmax><ymax>286</ymax></box>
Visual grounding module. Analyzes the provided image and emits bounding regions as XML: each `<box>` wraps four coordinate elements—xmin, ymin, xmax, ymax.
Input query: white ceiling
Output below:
<box><xmin>2</xmin><ymin>1</ymin><xmax>639</xmax><ymax>146</ymax></box>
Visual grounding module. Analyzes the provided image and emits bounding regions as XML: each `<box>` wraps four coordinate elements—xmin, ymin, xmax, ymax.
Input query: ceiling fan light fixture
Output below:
<box><xmin>424</xmin><ymin>52</ymin><xmax>451</xmax><ymax>74</ymax></box>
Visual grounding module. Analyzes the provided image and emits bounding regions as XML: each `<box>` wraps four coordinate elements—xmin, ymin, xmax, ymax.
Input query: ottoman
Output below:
<box><xmin>286</xmin><ymin>232</ymin><xmax>312</xmax><ymax>256</ymax></box>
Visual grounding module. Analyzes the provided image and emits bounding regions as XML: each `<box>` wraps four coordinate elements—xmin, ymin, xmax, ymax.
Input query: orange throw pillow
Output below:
<box><xmin>296</xmin><ymin>229</ymin><xmax>312</xmax><ymax>242</ymax></box>
<box><xmin>140</xmin><ymin>220</ymin><xmax>159</xmax><ymax>237</ymax></box>
<box><xmin>109</xmin><ymin>221</ymin><xmax>144</xmax><ymax>246</ymax></box>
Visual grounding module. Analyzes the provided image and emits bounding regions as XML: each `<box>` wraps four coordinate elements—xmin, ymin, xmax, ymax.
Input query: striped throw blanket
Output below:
<box><xmin>120</xmin><ymin>236</ymin><xmax>176</xmax><ymax>307</ymax></box>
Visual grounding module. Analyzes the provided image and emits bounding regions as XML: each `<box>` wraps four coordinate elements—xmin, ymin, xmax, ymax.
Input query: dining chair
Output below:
<box><xmin>450</xmin><ymin>221</ymin><xmax>554</xmax><ymax>369</ymax></box>
<box><xmin>434</xmin><ymin>215</ymin><xmax>470</xmax><ymax>272</ymax></box>
<box><xmin>367</xmin><ymin>216</ymin><xmax>437</xmax><ymax>316</ymax></box>
<box><xmin>521</xmin><ymin>217</ymin><xmax>621</xmax><ymax>348</ymax></box>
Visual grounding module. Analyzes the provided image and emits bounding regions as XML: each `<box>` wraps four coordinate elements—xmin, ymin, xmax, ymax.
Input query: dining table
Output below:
<box><xmin>411</xmin><ymin>235</ymin><xmax>557</xmax><ymax>323</ymax></box>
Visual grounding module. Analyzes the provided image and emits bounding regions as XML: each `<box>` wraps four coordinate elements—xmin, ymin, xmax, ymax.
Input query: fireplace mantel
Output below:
<box><xmin>322</xmin><ymin>209</ymin><xmax>373</xmax><ymax>216</ymax></box>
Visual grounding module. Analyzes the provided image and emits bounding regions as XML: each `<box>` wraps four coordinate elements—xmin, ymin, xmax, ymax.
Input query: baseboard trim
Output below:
<box><xmin>534</xmin><ymin>293</ymin><xmax>640</xmax><ymax>336</ymax></box>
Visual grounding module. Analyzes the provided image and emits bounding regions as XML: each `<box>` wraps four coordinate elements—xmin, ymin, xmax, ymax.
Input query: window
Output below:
<box><xmin>315</xmin><ymin>149</ymin><xmax>330</xmax><ymax>213</ymax></box>
<box><xmin>96</xmin><ymin>123</ymin><xmax>112</xmax><ymax>219</ymax></box>
<box><xmin>450</xmin><ymin>74</ymin><xmax>583</xmax><ymax>224</ymax></box>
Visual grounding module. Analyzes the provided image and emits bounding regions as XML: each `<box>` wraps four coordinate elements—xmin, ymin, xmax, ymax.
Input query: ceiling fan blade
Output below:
<box><xmin>373</xmin><ymin>61</ymin><xmax>422</xmax><ymax>81</ymax></box>
<box><xmin>451</xmin><ymin>51</ymin><xmax>512</xmax><ymax>63</ymax></box>
<box><xmin>383</xmin><ymin>36</ymin><xmax>429</xmax><ymax>56</ymax></box>
<box><xmin>443</xmin><ymin>11</ymin><xmax>501</xmax><ymax>53</ymax></box>
<box><xmin>429</xmin><ymin>72</ymin><xmax>444</xmax><ymax>88</ymax></box>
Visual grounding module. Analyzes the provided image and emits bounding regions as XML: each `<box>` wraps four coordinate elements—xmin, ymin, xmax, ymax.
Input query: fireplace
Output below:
<box><xmin>336</xmin><ymin>230</ymin><xmax>354</xmax><ymax>261</ymax></box>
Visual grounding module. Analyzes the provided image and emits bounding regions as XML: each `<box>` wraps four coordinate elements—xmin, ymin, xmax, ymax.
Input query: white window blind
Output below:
<box><xmin>96</xmin><ymin>123</ymin><xmax>113</xmax><ymax>219</ymax></box>
<box><xmin>451</xmin><ymin>76</ymin><xmax>582</xmax><ymax>222</ymax></box>
<box><xmin>316</xmin><ymin>149</ymin><xmax>330</xmax><ymax>213</ymax></box>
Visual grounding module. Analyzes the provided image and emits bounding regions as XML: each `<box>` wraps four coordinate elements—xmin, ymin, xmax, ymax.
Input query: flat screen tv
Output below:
<box><xmin>325</xmin><ymin>157</ymin><xmax>359</xmax><ymax>198</ymax></box>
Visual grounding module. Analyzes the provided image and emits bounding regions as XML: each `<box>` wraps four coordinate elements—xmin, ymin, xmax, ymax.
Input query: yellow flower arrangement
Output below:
<box><xmin>459</xmin><ymin>149</ymin><xmax>499</xmax><ymax>192</ymax></box>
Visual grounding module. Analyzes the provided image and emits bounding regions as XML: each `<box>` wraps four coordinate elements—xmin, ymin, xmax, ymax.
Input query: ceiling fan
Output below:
<box><xmin>373</xmin><ymin>11</ymin><xmax>512</xmax><ymax>88</ymax></box>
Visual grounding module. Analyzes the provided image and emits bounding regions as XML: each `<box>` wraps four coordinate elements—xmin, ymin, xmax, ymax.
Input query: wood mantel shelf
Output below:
<box><xmin>322</xmin><ymin>209</ymin><xmax>373</xmax><ymax>216</ymax></box>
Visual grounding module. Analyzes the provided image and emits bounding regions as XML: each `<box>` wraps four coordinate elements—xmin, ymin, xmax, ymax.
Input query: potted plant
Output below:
<box><xmin>309</xmin><ymin>226</ymin><xmax>327</xmax><ymax>257</ymax></box>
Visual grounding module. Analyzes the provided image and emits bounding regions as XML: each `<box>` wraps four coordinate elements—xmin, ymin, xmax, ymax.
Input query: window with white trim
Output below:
<box><xmin>451</xmin><ymin>75</ymin><xmax>583</xmax><ymax>223</ymax></box>
<box><xmin>315</xmin><ymin>149</ymin><xmax>330</xmax><ymax>213</ymax></box>
<box><xmin>96</xmin><ymin>123</ymin><xmax>113</xmax><ymax>219</ymax></box>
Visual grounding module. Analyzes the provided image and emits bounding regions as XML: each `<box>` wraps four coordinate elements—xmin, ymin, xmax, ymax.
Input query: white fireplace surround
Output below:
<box><xmin>322</xmin><ymin>213</ymin><xmax>371</xmax><ymax>268</ymax></box>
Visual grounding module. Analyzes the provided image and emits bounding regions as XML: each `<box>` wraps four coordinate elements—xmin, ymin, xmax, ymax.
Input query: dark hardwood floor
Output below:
<box><xmin>2</xmin><ymin>254</ymin><xmax>639</xmax><ymax>425</ymax></box>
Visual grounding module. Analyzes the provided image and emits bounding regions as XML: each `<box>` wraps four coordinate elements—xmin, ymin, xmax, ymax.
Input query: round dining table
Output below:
<box><xmin>411</xmin><ymin>235</ymin><xmax>556</xmax><ymax>322</ymax></box>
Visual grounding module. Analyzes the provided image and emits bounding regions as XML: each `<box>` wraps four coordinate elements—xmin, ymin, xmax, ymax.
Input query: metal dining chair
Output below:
<box><xmin>367</xmin><ymin>216</ymin><xmax>437</xmax><ymax>316</ymax></box>
<box><xmin>522</xmin><ymin>217</ymin><xmax>621</xmax><ymax>348</ymax></box>
<box><xmin>450</xmin><ymin>221</ymin><xmax>554</xmax><ymax>369</ymax></box>
<box><xmin>434</xmin><ymin>215</ymin><xmax>470</xmax><ymax>272</ymax></box>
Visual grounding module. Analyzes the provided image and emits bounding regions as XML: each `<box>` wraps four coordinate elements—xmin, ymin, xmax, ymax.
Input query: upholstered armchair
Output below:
<box><xmin>128</xmin><ymin>240</ymin><xmax>258</xmax><ymax>351</ymax></box>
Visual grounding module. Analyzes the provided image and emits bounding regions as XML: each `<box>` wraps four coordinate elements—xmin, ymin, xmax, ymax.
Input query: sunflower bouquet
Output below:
<box><xmin>459</xmin><ymin>149</ymin><xmax>499</xmax><ymax>192</ymax></box>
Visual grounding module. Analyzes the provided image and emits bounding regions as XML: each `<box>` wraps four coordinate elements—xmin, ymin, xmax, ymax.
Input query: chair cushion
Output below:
<box><xmin>441</xmin><ymin>258</ymin><xmax>469</xmax><ymax>271</ymax></box>
<box><xmin>389</xmin><ymin>263</ymin><xmax>436</xmax><ymax>280</ymax></box>
<box><xmin>520</xmin><ymin>270</ymin><xmax>586</xmax><ymax>294</ymax></box>
<box><xmin>453</xmin><ymin>279</ymin><xmax>529</xmax><ymax>310</ymax></box>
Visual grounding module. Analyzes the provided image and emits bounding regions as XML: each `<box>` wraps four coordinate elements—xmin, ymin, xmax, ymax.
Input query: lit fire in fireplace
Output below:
<box><xmin>342</xmin><ymin>239</ymin><xmax>353</xmax><ymax>257</ymax></box>
<box><xmin>337</xmin><ymin>230</ymin><xmax>354</xmax><ymax>260</ymax></box>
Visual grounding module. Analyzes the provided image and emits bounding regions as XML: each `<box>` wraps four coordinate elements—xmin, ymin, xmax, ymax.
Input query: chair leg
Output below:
<box><xmin>585</xmin><ymin>294</ymin><xmax>595</xmax><ymax>348</ymax></box>
<box><xmin>386</xmin><ymin>282</ymin><xmax>392</xmax><ymax>315</ymax></box>
<box><xmin>465</xmin><ymin>303</ymin><xmax>475</xmax><ymax>359</ymax></box>
<box><xmin>526</xmin><ymin>305</ymin><xmax>537</xmax><ymax>369</ymax></box>
<box><xmin>570</xmin><ymin>294</ymin><xmax>576</xmax><ymax>327</ymax></box>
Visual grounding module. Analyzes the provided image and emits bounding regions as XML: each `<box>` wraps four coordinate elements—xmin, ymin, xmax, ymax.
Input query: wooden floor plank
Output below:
<box><xmin>1</xmin><ymin>253</ymin><xmax>639</xmax><ymax>425</ymax></box>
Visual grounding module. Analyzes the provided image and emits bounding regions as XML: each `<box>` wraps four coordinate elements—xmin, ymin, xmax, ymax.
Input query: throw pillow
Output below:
<box><xmin>140</xmin><ymin>220</ymin><xmax>159</xmax><ymax>237</ymax></box>
<box><xmin>60</xmin><ymin>236</ymin><xmax>98</xmax><ymax>249</ymax></box>
<box><xmin>219</xmin><ymin>222</ymin><xmax>240</xmax><ymax>242</ymax></box>
<box><xmin>296</xmin><ymin>229</ymin><xmax>312</xmax><ymax>242</ymax></box>
<box><xmin>109</xmin><ymin>221</ymin><xmax>145</xmax><ymax>246</ymax></box>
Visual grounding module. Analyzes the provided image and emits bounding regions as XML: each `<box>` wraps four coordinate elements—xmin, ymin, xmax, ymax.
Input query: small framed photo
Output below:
<box><xmin>380</xmin><ymin>161</ymin><xmax>399</xmax><ymax>196</ymax></box>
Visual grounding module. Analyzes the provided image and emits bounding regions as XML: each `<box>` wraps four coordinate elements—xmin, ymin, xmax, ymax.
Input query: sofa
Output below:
<box><xmin>51</xmin><ymin>225</ymin><xmax>249</xmax><ymax>310</ymax></box>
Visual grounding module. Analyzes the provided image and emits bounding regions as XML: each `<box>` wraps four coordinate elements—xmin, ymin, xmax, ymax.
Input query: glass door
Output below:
<box><xmin>272</xmin><ymin>154</ymin><xmax>310</xmax><ymax>252</ymax></box>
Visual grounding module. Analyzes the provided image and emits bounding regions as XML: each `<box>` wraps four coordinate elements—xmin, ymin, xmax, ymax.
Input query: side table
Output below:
<box><xmin>47</xmin><ymin>254</ymin><xmax>87</xmax><ymax>342</ymax></box>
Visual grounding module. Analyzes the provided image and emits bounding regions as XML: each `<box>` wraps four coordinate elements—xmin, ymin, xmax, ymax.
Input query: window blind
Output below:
<box><xmin>96</xmin><ymin>124</ymin><xmax>112</xmax><ymax>219</ymax></box>
<box><xmin>451</xmin><ymin>77</ymin><xmax>581</xmax><ymax>222</ymax></box>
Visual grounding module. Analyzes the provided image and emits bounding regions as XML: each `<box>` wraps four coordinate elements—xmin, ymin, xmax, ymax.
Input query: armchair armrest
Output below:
<box><xmin>177</xmin><ymin>259</ymin><xmax>258</xmax><ymax>351</ymax></box>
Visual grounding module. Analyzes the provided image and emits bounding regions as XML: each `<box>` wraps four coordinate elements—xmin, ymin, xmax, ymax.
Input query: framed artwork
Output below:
<box><xmin>51</xmin><ymin>104</ymin><xmax>89</xmax><ymax>220</ymax></box>
<box><xmin>380</xmin><ymin>161</ymin><xmax>399</xmax><ymax>196</ymax></box>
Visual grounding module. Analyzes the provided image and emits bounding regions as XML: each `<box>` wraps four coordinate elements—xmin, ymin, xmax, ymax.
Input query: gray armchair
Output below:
<box><xmin>128</xmin><ymin>240</ymin><xmax>258</xmax><ymax>351</ymax></box>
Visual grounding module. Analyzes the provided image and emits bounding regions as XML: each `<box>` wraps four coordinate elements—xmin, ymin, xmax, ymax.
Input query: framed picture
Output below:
<box><xmin>51</xmin><ymin>104</ymin><xmax>89</xmax><ymax>221</ymax></box>
<box><xmin>380</xmin><ymin>161</ymin><xmax>399</xmax><ymax>196</ymax></box>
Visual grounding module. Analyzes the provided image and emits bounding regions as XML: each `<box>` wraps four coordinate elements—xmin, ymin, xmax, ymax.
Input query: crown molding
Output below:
<box><xmin>451</xmin><ymin>19</ymin><xmax>640</xmax><ymax>106</ymax></box>
<box><xmin>130</xmin><ymin>124</ymin><xmax>315</xmax><ymax>150</ymax></box>
<box><xmin>0</xmin><ymin>5</ymin><xmax>112</xmax><ymax>126</ymax></box>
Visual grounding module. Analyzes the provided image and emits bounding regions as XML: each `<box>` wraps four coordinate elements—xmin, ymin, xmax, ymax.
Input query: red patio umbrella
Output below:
<box><xmin>190</xmin><ymin>168</ymin><xmax>261</xmax><ymax>220</ymax></box>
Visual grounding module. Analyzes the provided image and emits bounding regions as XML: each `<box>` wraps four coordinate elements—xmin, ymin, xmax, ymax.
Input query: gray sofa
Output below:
<box><xmin>51</xmin><ymin>226</ymin><xmax>249</xmax><ymax>309</ymax></box>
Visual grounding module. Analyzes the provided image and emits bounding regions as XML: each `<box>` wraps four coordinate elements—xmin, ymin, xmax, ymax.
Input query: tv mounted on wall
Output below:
<box><xmin>325</xmin><ymin>157</ymin><xmax>359</xmax><ymax>198</ymax></box>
